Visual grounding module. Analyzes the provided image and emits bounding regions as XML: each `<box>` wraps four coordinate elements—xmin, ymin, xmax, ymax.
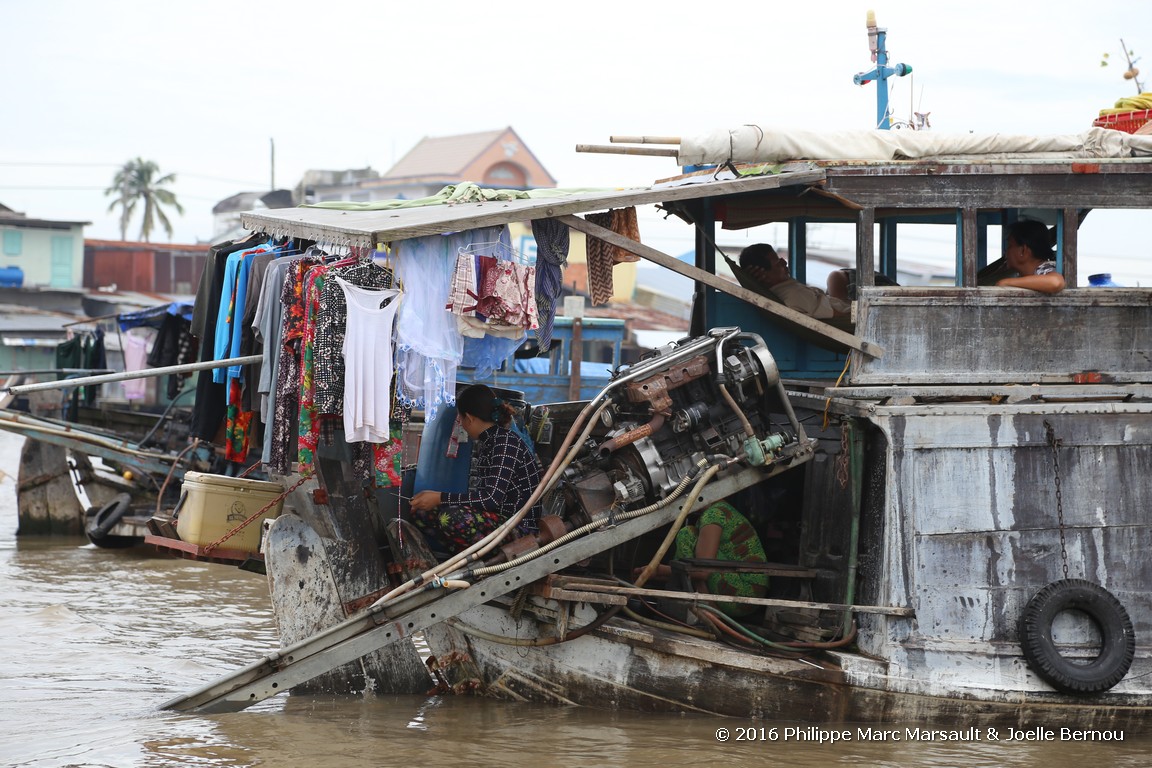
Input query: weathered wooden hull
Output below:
<box><xmin>423</xmin><ymin>602</ymin><xmax>1151</xmax><ymax>732</ymax></box>
<box><xmin>414</xmin><ymin>393</ymin><xmax>1152</xmax><ymax>730</ymax></box>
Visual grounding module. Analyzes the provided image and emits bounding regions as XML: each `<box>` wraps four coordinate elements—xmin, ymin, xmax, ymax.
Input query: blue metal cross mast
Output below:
<box><xmin>852</xmin><ymin>10</ymin><xmax>912</xmax><ymax>130</ymax></box>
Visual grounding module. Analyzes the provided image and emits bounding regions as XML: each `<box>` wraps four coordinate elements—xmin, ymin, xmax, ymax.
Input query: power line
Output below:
<box><xmin>0</xmin><ymin>162</ymin><xmax>267</xmax><ymax>188</ymax></box>
<box><xmin>0</xmin><ymin>161</ymin><xmax>119</xmax><ymax>167</ymax></box>
<box><xmin>0</xmin><ymin>185</ymin><xmax>107</xmax><ymax>190</ymax></box>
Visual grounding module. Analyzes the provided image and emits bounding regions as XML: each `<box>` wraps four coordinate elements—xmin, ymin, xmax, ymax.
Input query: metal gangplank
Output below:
<box><xmin>162</xmin><ymin>464</ymin><xmax>768</xmax><ymax>713</ymax></box>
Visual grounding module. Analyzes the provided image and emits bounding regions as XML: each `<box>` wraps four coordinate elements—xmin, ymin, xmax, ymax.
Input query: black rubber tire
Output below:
<box><xmin>1019</xmin><ymin>579</ymin><xmax>1135</xmax><ymax>694</ymax></box>
<box><xmin>85</xmin><ymin>493</ymin><xmax>133</xmax><ymax>539</ymax></box>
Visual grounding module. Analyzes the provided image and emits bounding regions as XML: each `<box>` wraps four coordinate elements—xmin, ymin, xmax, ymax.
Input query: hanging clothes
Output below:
<box><xmin>530</xmin><ymin>217</ymin><xmax>569</xmax><ymax>352</ymax></box>
<box><xmin>252</xmin><ymin>256</ymin><xmax>296</xmax><ymax>463</ymax></box>
<box><xmin>120</xmin><ymin>332</ymin><xmax>150</xmax><ymax>401</ymax></box>
<box><xmin>212</xmin><ymin>243</ymin><xmax>271</xmax><ymax>383</ymax></box>
<box><xmin>336</xmin><ymin>277</ymin><xmax>402</xmax><ymax>443</ymax></box>
<box><xmin>268</xmin><ymin>255</ymin><xmax>322</xmax><ymax>474</ymax></box>
<box><xmin>585</xmin><ymin>211</ymin><xmax>615</xmax><ymax>305</ymax></box>
<box><xmin>190</xmin><ymin>238</ymin><xmax>259</xmax><ymax>442</ymax></box>
<box><xmin>393</xmin><ymin>231</ymin><xmax>482</xmax><ymax>425</ymax></box>
<box><xmin>147</xmin><ymin>312</ymin><xmax>197</xmax><ymax>400</ymax></box>
<box><xmin>313</xmin><ymin>258</ymin><xmax>394</xmax><ymax>416</ymax></box>
<box><xmin>297</xmin><ymin>263</ymin><xmax>328</xmax><ymax>475</ymax></box>
<box><xmin>238</xmin><ymin>250</ymin><xmax>280</xmax><ymax>411</ymax></box>
<box><xmin>54</xmin><ymin>334</ymin><xmax>84</xmax><ymax>422</ymax></box>
<box><xmin>585</xmin><ymin>207</ymin><xmax>642</xmax><ymax>306</ymax></box>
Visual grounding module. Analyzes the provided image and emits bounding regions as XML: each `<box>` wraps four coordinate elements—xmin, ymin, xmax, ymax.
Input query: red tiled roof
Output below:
<box><xmin>382</xmin><ymin>128</ymin><xmax>509</xmax><ymax>180</ymax></box>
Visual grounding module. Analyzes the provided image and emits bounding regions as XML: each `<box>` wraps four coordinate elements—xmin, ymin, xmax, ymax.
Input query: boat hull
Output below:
<box><xmin>423</xmin><ymin>602</ymin><xmax>1152</xmax><ymax>732</ymax></box>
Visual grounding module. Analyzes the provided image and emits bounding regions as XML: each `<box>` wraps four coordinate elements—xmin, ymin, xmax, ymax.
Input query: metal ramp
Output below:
<box><xmin>162</xmin><ymin>466</ymin><xmax>760</xmax><ymax>713</ymax></box>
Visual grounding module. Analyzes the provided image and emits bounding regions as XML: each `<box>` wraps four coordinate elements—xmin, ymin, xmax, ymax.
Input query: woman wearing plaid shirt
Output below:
<box><xmin>410</xmin><ymin>385</ymin><xmax>543</xmax><ymax>553</ymax></box>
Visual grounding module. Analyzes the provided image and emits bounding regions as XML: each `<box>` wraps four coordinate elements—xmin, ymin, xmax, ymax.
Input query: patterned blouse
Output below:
<box><xmin>444</xmin><ymin>425</ymin><xmax>542</xmax><ymax>533</ymax></box>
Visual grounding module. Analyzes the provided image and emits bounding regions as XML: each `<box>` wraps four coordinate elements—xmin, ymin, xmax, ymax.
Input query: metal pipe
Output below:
<box><xmin>3</xmin><ymin>355</ymin><xmax>262</xmax><ymax>395</ymax></box>
<box><xmin>597</xmin><ymin>413</ymin><xmax>666</xmax><ymax>457</ymax></box>
<box><xmin>0</xmin><ymin>368</ymin><xmax>114</xmax><ymax>377</ymax></box>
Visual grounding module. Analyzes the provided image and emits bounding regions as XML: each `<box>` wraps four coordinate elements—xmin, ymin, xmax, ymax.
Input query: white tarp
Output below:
<box><xmin>677</xmin><ymin>126</ymin><xmax>1152</xmax><ymax>166</ymax></box>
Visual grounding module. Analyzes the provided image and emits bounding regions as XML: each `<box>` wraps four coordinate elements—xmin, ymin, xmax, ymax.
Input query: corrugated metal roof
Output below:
<box><xmin>381</xmin><ymin>128</ymin><xmax>509</xmax><ymax>180</ymax></box>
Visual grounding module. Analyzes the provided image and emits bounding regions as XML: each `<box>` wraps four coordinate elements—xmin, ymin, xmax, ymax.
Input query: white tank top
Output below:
<box><xmin>335</xmin><ymin>276</ymin><xmax>402</xmax><ymax>442</ymax></box>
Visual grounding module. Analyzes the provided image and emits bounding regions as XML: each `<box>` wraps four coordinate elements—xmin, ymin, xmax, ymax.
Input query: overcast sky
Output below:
<box><xmin>3</xmin><ymin>1</ymin><xmax>1150</xmax><ymax>280</ymax></box>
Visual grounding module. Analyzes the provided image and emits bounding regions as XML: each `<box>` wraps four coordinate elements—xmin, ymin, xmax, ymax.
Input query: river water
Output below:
<box><xmin>1</xmin><ymin>430</ymin><xmax>1150</xmax><ymax>767</ymax></box>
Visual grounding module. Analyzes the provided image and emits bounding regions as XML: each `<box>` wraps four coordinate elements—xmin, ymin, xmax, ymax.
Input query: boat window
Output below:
<box><xmin>1078</xmin><ymin>210</ymin><xmax>1152</xmax><ymax>287</ymax></box>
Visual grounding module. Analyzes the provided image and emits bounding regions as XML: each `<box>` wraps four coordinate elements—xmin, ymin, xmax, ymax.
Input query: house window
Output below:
<box><xmin>2</xmin><ymin>230</ymin><xmax>21</xmax><ymax>256</ymax></box>
<box><xmin>484</xmin><ymin>162</ymin><xmax>527</xmax><ymax>188</ymax></box>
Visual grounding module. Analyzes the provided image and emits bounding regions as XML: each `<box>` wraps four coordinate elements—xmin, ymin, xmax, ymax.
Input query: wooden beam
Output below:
<box><xmin>1062</xmin><ymin>208</ymin><xmax>1079</xmax><ymax>287</ymax></box>
<box><xmin>961</xmin><ymin>207</ymin><xmax>978</xmax><ymax>287</ymax></box>
<box><xmin>855</xmin><ymin>208</ymin><xmax>875</xmax><ymax>289</ymax></box>
<box><xmin>556</xmin><ymin>215</ymin><xmax>884</xmax><ymax>358</ymax></box>
<box><xmin>554</xmin><ymin>581</ymin><xmax>915</xmax><ymax>617</ymax></box>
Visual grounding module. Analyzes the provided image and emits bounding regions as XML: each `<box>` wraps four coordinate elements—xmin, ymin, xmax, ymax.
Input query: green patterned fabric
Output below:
<box><xmin>674</xmin><ymin>501</ymin><xmax>768</xmax><ymax>618</ymax></box>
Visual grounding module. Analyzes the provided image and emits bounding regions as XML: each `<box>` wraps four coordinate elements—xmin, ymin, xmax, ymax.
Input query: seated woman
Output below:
<box><xmin>644</xmin><ymin>500</ymin><xmax>769</xmax><ymax>619</ymax></box>
<box><xmin>410</xmin><ymin>384</ymin><xmax>542</xmax><ymax>553</ymax></box>
<box><xmin>993</xmin><ymin>220</ymin><xmax>1066</xmax><ymax>294</ymax></box>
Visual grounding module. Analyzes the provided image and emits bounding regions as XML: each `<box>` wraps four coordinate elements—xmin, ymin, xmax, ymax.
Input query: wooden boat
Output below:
<box><xmin>165</xmin><ymin>127</ymin><xmax>1152</xmax><ymax>733</ymax></box>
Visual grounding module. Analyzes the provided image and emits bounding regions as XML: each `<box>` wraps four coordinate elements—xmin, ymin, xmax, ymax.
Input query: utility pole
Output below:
<box><xmin>853</xmin><ymin>10</ymin><xmax>912</xmax><ymax>130</ymax></box>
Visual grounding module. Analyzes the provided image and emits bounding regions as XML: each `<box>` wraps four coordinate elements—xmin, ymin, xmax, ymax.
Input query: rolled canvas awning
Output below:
<box><xmin>677</xmin><ymin>126</ymin><xmax>1152</xmax><ymax>166</ymax></box>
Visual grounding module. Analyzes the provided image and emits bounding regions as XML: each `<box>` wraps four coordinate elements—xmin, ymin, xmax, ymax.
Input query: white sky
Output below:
<box><xmin>3</xmin><ymin>0</ymin><xmax>1151</xmax><ymax>282</ymax></box>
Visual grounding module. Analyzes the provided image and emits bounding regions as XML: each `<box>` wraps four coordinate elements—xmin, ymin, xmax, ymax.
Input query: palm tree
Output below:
<box><xmin>104</xmin><ymin>158</ymin><xmax>185</xmax><ymax>242</ymax></box>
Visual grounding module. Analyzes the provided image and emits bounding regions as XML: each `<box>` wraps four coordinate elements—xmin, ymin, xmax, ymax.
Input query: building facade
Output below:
<box><xmin>0</xmin><ymin>203</ymin><xmax>89</xmax><ymax>289</ymax></box>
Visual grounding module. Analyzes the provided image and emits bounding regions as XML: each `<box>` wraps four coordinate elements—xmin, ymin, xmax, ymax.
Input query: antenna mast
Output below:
<box><xmin>853</xmin><ymin>10</ymin><xmax>912</xmax><ymax>130</ymax></box>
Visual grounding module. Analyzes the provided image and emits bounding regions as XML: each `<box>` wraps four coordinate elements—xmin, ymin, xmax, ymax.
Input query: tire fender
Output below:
<box><xmin>86</xmin><ymin>493</ymin><xmax>133</xmax><ymax>539</ymax></box>
<box><xmin>1018</xmin><ymin>579</ymin><xmax>1135</xmax><ymax>694</ymax></box>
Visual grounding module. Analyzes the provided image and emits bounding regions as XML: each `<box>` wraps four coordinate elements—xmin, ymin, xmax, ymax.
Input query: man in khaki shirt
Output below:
<box><xmin>738</xmin><ymin>243</ymin><xmax>850</xmax><ymax>319</ymax></box>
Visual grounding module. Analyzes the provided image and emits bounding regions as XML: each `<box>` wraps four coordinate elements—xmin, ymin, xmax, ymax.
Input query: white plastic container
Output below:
<box><xmin>176</xmin><ymin>471</ymin><xmax>284</xmax><ymax>553</ymax></box>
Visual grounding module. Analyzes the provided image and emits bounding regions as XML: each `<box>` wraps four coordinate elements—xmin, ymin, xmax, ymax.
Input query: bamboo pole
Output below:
<box><xmin>574</xmin><ymin>144</ymin><xmax>679</xmax><ymax>157</ymax></box>
<box><xmin>3</xmin><ymin>355</ymin><xmax>262</xmax><ymax>395</ymax></box>
<box><xmin>609</xmin><ymin>135</ymin><xmax>682</xmax><ymax>145</ymax></box>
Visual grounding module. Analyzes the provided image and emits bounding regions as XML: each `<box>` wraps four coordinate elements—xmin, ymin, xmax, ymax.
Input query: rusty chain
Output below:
<box><xmin>1043</xmin><ymin>420</ymin><xmax>1070</xmax><ymax>581</ymax></box>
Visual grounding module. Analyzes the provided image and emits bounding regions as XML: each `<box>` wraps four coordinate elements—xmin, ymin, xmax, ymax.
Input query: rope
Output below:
<box><xmin>202</xmin><ymin>473</ymin><xmax>307</xmax><ymax>553</ymax></box>
<box><xmin>822</xmin><ymin>354</ymin><xmax>852</xmax><ymax>431</ymax></box>
<box><xmin>154</xmin><ymin>438</ymin><xmax>201</xmax><ymax>518</ymax></box>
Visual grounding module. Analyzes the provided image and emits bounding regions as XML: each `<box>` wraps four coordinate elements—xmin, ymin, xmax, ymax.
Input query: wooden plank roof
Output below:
<box><xmin>238</xmin><ymin>168</ymin><xmax>827</xmax><ymax>248</ymax></box>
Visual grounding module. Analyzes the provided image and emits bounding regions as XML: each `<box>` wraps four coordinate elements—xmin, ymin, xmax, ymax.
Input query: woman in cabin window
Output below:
<box><xmin>995</xmin><ymin>220</ymin><xmax>1066</xmax><ymax>294</ymax></box>
<box><xmin>409</xmin><ymin>384</ymin><xmax>543</xmax><ymax>553</ymax></box>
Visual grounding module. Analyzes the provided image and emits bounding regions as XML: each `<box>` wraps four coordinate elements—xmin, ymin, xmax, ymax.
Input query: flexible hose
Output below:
<box><xmin>718</xmin><ymin>382</ymin><xmax>755</xmax><ymax>439</ymax></box>
<box><xmin>632</xmin><ymin>463</ymin><xmax>721</xmax><ymax>588</ymax></box>
<box><xmin>696</xmin><ymin>604</ymin><xmax>808</xmax><ymax>655</ymax></box>
<box><xmin>699</xmin><ymin>607</ymin><xmax>758</xmax><ymax>646</ymax></box>
<box><xmin>622</xmin><ymin>606</ymin><xmax>715</xmax><ymax>640</ymax></box>
<box><xmin>445</xmin><ymin>604</ymin><xmax>621</xmax><ymax>647</ymax></box>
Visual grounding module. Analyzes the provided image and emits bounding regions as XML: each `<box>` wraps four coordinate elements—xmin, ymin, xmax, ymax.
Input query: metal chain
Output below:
<box><xmin>835</xmin><ymin>421</ymin><xmax>851</xmax><ymax>489</ymax></box>
<box><xmin>1044</xmin><ymin>420</ymin><xmax>1070</xmax><ymax>580</ymax></box>
<box><xmin>203</xmin><ymin>473</ymin><xmax>309</xmax><ymax>553</ymax></box>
